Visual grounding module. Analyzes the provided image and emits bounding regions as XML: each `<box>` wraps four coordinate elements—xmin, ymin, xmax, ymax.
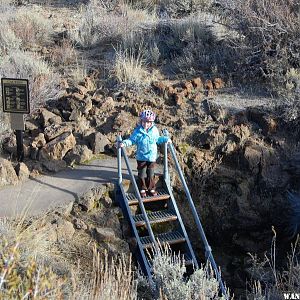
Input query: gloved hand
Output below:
<box><xmin>115</xmin><ymin>141</ymin><xmax>124</xmax><ymax>148</ymax></box>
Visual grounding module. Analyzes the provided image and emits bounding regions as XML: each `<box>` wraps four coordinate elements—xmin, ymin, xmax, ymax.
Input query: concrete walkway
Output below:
<box><xmin>0</xmin><ymin>157</ymin><xmax>139</xmax><ymax>218</ymax></box>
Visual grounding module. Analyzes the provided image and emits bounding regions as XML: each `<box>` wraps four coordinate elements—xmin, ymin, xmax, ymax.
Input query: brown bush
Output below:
<box><xmin>218</xmin><ymin>0</ymin><xmax>300</xmax><ymax>90</ymax></box>
<box><xmin>9</xmin><ymin>8</ymin><xmax>53</xmax><ymax>47</ymax></box>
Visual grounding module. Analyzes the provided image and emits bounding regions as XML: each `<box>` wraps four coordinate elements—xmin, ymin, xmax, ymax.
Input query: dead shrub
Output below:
<box><xmin>71</xmin><ymin>249</ymin><xmax>137</xmax><ymax>300</ymax></box>
<box><xmin>112</xmin><ymin>45</ymin><xmax>157</xmax><ymax>90</ymax></box>
<box><xmin>218</xmin><ymin>0</ymin><xmax>300</xmax><ymax>91</ymax></box>
<box><xmin>0</xmin><ymin>19</ymin><xmax>21</xmax><ymax>56</ymax></box>
<box><xmin>9</xmin><ymin>8</ymin><xmax>54</xmax><ymax>48</ymax></box>
<box><xmin>128</xmin><ymin>0</ymin><xmax>214</xmax><ymax>17</ymax></box>
<box><xmin>247</xmin><ymin>232</ymin><xmax>300</xmax><ymax>298</ymax></box>
<box><xmin>0</xmin><ymin>50</ymin><xmax>60</xmax><ymax>108</ymax></box>
<box><xmin>49</xmin><ymin>39</ymin><xmax>78</xmax><ymax>69</ymax></box>
<box><xmin>71</xmin><ymin>0</ymin><xmax>156</xmax><ymax>48</ymax></box>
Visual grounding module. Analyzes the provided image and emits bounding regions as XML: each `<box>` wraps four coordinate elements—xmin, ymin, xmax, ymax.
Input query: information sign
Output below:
<box><xmin>1</xmin><ymin>78</ymin><xmax>30</xmax><ymax>114</ymax></box>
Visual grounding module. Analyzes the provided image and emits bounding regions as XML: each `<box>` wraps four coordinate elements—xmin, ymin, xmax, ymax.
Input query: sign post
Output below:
<box><xmin>1</xmin><ymin>78</ymin><xmax>30</xmax><ymax>162</ymax></box>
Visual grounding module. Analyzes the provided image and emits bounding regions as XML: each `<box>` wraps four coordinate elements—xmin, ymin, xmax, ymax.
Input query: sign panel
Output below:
<box><xmin>1</xmin><ymin>78</ymin><xmax>30</xmax><ymax>114</ymax></box>
<box><xmin>10</xmin><ymin>113</ymin><xmax>25</xmax><ymax>130</ymax></box>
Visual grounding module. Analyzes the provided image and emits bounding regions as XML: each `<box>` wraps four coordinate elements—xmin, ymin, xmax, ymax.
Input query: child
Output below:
<box><xmin>117</xmin><ymin>109</ymin><xmax>170</xmax><ymax>197</ymax></box>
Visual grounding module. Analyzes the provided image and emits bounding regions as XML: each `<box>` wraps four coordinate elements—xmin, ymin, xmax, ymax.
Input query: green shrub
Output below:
<box><xmin>150</xmin><ymin>246</ymin><xmax>227</xmax><ymax>300</ymax></box>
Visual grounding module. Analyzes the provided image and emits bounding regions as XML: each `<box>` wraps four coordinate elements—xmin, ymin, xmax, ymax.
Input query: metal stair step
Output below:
<box><xmin>140</xmin><ymin>231</ymin><xmax>186</xmax><ymax>249</ymax></box>
<box><xmin>126</xmin><ymin>189</ymin><xmax>170</xmax><ymax>206</ymax></box>
<box><xmin>133</xmin><ymin>210</ymin><xmax>177</xmax><ymax>227</ymax></box>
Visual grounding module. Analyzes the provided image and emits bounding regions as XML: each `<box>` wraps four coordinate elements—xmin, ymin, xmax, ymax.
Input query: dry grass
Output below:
<box><xmin>247</xmin><ymin>231</ymin><xmax>300</xmax><ymax>299</ymax></box>
<box><xmin>113</xmin><ymin>45</ymin><xmax>157</xmax><ymax>90</ymax></box>
<box><xmin>70</xmin><ymin>0</ymin><xmax>157</xmax><ymax>48</ymax></box>
<box><xmin>71</xmin><ymin>249</ymin><xmax>137</xmax><ymax>300</ymax></box>
<box><xmin>9</xmin><ymin>8</ymin><xmax>54</xmax><ymax>48</ymax></box>
<box><xmin>218</xmin><ymin>0</ymin><xmax>300</xmax><ymax>91</ymax></box>
<box><xmin>0</xmin><ymin>50</ymin><xmax>60</xmax><ymax>108</ymax></box>
<box><xmin>0</xmin><ymin>215</ymin><xmax>138</xmax><ymax>300</ymax></box>
<box><xmin>0</xmin><ymin>0</ymin><xmax>15</xmax><ymax>13</ymax></box>
<box><xmin>0</xmin><ymin>218</ymin><xmax>64</xmax><ymax>299</ymax></box>
<box><xmin>127</xmin><ymin>0</ymin><xmax>214</xmax><ymax>17</ymax></box>
<box><xmin>0</xmin><ymin>19</ymin><xmax>21</xmax><ymax>55</ymax></box>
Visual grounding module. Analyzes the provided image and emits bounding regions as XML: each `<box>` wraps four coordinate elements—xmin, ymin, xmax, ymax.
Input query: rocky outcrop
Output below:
<box><xmin>0</xmin><ymin>158</ymin><xmax>18</xmax><ymax>186</ymax></box>
<box><xmin>39</xmin><ymin>131</ymin><xmax>76</xmax><ymax>161</ymax></box>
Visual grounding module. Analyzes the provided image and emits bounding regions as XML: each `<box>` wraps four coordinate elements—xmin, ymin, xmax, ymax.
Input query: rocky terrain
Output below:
<box><xmin>1</xmin><ymin>0</ymin><xmax>300</xmax><ymax>298</ymax></box>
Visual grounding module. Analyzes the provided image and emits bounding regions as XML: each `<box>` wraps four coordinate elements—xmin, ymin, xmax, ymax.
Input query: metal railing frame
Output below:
<box><xmin>162</xmin><ymin>130</ymin><xmax>228</xmax><ymax>299</ymax></box>
<box><xmin>117</xmin><ymin>136</ymin><xmax>158</xmax><ymax>252</ymax></box>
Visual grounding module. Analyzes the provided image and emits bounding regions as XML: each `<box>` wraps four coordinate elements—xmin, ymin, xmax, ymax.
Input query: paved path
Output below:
<box><xmin>0</xmin><ymin>157</ymin><xmax>140</xmax><ymax>218</ymax></box>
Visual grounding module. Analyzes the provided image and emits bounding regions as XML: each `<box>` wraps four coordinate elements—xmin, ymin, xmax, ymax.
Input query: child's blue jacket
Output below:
<box><xmin>122</xmin><ymin>124</ymin><xmax>168</xmax><ymax>162</ymax></box>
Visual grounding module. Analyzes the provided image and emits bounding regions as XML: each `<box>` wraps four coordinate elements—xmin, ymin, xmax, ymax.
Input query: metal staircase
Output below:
<box><xmin>115</xmin><ymin>130</ymin><xmax>228</xmax><ymax>299</ymax></box>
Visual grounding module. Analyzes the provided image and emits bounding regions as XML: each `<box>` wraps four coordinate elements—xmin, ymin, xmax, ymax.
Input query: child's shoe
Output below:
<box><xmin>140</xmin><ymin>189</ymin><xmax>147</xmax><ymax>198</ymax></box>
<box><xmin>149</xmin><ymin>189</ymin><xmax>157</xmax><ymax>196</ymax></box>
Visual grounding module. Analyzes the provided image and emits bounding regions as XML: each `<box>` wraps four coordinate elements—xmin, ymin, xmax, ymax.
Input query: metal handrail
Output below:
<box><xmin>162</xmin><ymin>130</ymin><xmax>228</xmax><ymax>299</ymax></box>
<box><xmin>116</xmin><ymin>136</ymin><xmax>158</xmax><ymax>252</ymax></box>
<box><xmin>163</xmin><ymin>141</ymin><xmax>170</xmax><ymax>186</ymax></box>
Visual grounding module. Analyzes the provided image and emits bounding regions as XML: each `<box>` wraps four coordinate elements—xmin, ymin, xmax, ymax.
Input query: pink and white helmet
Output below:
<box><xmin>140</xmin><ymin>109</ymin><xmax>156</xmax><ymax>122</ymax></box>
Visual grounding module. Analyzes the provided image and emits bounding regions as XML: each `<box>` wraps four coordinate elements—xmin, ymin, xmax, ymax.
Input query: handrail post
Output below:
<box><xmin>117</xmin><ymin>135</ymin><xmax>123</xmax><ymax>185</ymax></box>
<box><xmin>162</xmin><ymin>129</ymin><xmax>170</xmax><ymax>186</ymax></box>
<box><xmin>168</xmin><ymin>142</ymin><xmax>228</xmax><ymax>299</ymax></box>
<box><xmin>120</xmin><ymin>146</ymin><xmax>158</xmax><ymax>252</ymax></box>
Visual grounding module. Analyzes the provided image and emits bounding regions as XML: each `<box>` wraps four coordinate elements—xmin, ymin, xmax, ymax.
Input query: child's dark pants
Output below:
<box><xmin>137</xmin><ymin>160</ymin><xmax>156</xmax><ymax>191</ymax></box>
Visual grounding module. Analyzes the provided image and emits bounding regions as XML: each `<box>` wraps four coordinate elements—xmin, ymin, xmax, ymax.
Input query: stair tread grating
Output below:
<box><xmin>140</xmin><ymin>231</ymin><xmax>185</xmax><ymax>248</ymax></box>
<box><xmin>126</xmin><ymin>189</ymin><xmax>170</xmax><ymax>205</ymax></box>
<box><xmin>133</xmin><ymin>210</ymin><xmax>177</xmax><ymax>224</ymax></box>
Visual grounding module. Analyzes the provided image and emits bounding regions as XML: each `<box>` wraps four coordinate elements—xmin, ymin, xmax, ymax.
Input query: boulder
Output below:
<box><xmin>246</xmin><ymin>107</ymin><xmax>277</xmax><ymax>134</ymax></box>
<box><xmin>40</xmin><ymin>108</ymin><xmax>62</xmax><ymax>127</ymax></box>
<box><xmin>25</xmin><ymin>119</ymin><xmax>40</xmax><ymax>132</ymax></box>
<box><xmin>64</xmin><ymin>144</ymin><xmax>93</xmax><ymax>165</ymax></box>
<box><xmin>75</xmin><ymin>84</ymin><xmax>88</xmax><ymax>96</ymax></box>
<box><xmin>76</xmin><ymin>184</ymin><xmax>107</xmax><ymax>211</ymax></box>
<box><xmin>100</xmin><ymin>97</ymin><xmax>115</xmax><ymax>111</ymax></box>
<box><xmin>72</xmin><ymin>92</ymin><xmax>85</xmax><ymax>101</ymax></box>
<box><xmin>44</xmin><ymin>124</ymin><xmax>72</xmax><ymax>142</ymax></box>
<box><xmin>55</xmin><ymin>218</ymin><xmax>75</xmax><ymax>241</ymax></box>
<box><xmin>91</xmin><ymin>89</ymin><xmax>104</xmax><ymax>103</ymax></box>
<box><xmin>191</xmin><ymin>77</ymin><xmax>203</xmax><ymax>90</ymax></box>
<box><xmin>42</xmin><ymin>160</ymin><xmax>67</xmax><ymax>172</ymax></box>
<box><xmin>201</xmin><ymin>99</ymin><xmax>227</xmax><ymax>122</ymax></box>
<box><xmin>152</xmin><ymin>81</ymin><xmax>166</xmax><ymax>96</ymax></box>
<box><xmin>2</xmin><ymin>136</ymin><xmax>16</xmax><ymax>156</ymax></box>
<box><xmin>93</xmin><ymin>227</ymin><xmax>117</xmax><ymax>243</ymax></box>
<box><xmin>31</xmin><ymin>133</ymin><xmax>46</xmax><ymax>148</ymax></box>
<box><xmin>205</xmin><ymin>79</ymin><xmax>214</xmax><ymax>97</ymax></box>
<box><xmin>39</xmin><ymin>132</ymin><xmax>76</xmax><ymax>161</ymax></box>
<box><xmin>213</xmin><ymin>77</ymin><xmax>225</xmax><ymax>89</ymax></box>
<box><xmin>68</xmin><ymin>96</ymin><xmax>92</xmax><ymax>116</ymax></box>
<box><xmin>0</xmin><ymin>158</ymin><xmax>18</xmax><ymax>186</ymax></box>
<box><xmin>174</xmin><ymin>92</ymin><xmax>185</xmax><ymax>107</ymax></box>
<box><xmin>83</xmin><ymin>76</ymin><xmax>96</xmax><ymax>92</ymax></box>
<box><xmin>87</xmin><ymin>132</ymin><xmax>110</xmax><ymax>154</ymax></box>
<box><xmin>112</xmin><ymin>111</ymin><xmax>136</xmax><ymax>135</ymax></box>
<box><xmin>69</xmin><ymin>109</ymin><xmax>82</xmax><ymax>122</ymax></box>
<box><xmin>182</xmin><ymin>81</ymin><xmax>194</xmax><ymax>95</ymax></box>
<box><xmin>15</xmin><ymin>162</ymin><xmax>30</xmax><ymax>181</ymax></box>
